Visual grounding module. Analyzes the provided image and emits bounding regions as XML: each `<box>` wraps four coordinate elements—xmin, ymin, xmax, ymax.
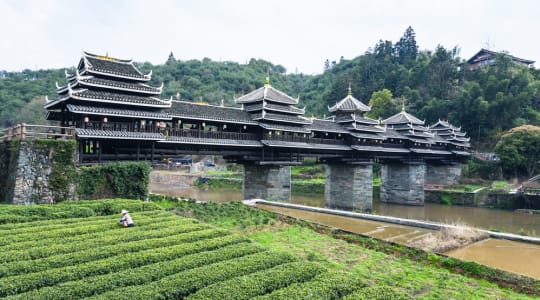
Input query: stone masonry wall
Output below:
<box><xmin>1</xmin><ymin>140</ymin><xmax>77</xmax><ymax>205</ymax></box>
<box><xmin>380</xmin><ymin>162</ymin><xmax>425</xmax><ymax>205</ymax></box>
<box><xmin>325</xmin><ymin>163</ymin><xmax>373</xmax><ymax>212</ymax></box>
<box><xmin>425</xmin><ymin>164</ymin><xmax>462</xmax><ymax>186</ymax></box>
<box><xmin>243</xmin><ymin>164</ymin><xmax>291</xmax><ymax>202</ymax></box>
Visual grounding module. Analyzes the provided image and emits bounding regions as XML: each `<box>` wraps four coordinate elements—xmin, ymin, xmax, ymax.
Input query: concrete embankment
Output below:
<box><xmin>245</xmin><ymin>199</ymin><xmax>540</xmax><ymax>244</ymax></box>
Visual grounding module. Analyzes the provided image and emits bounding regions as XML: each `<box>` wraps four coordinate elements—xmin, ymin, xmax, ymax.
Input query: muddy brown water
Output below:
<box><xmin>150</xmin><ymin>185</ymin><xmax>540</xmax><ymax>278</ymax></box>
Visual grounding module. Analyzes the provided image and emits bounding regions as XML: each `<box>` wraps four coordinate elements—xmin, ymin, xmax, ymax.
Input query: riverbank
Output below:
<box><xmin>152</xmin><ymin>196</ymin><xmax>540</xmax><ymax>297</ymax></box>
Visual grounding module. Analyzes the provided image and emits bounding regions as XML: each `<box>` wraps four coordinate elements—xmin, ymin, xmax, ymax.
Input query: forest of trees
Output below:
<box><xmin>1</xmin><ymin>27</ymin><xmax>540</xmax><ymax>152</ymax></box>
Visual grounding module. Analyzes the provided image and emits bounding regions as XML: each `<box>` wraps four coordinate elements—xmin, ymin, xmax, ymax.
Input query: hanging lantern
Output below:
<box><xmin>103</xmin><ymin>117</ymin><xmax>108</xmax><ymax>123</ymax></box>
<box><xmin>84</xmin><ymin>116</ymin><xmax>89</xmax><ymax>123</ymax></box>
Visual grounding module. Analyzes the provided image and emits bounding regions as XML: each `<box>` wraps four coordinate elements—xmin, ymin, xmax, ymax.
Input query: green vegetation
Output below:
<box><xmin>0</xmin><ymin>198</ymin><xmax>159</xmax><ymax>224</ymax></box>
<box><xmin>495</xmin><ymin>125</ymin><xmax>540</xmax><ymax>177</ymax></box>
<box><xmin>78</xmin><ymin>161</ymin><xmax>151</xmax><ymax>200</ymax></box>
<box><xmin>0</xmin><ymin>198</ymin><xmax>537</xmax><ymax>298</ymax></box>
<box><xmin>155</xmin><ymin>196</ymin><xmax>539</xmax><ymax>298</ymax></box>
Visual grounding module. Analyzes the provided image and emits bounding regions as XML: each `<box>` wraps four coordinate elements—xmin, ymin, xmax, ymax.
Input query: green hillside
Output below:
<box><xmin>2</xmin><ymin>27</ymin><xmax>540</xmax><ymax>148</ymax></box>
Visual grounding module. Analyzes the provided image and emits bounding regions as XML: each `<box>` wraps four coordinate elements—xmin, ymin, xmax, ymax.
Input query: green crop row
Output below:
<box><xmin>0</xmin><ymin>234</ymin><xmax>248</xmax><ymax>296</ymax></box>
<box><xmin>0</xmin><ymin>214</ymin><xmax>190</xmax><ymax>252</ymax></box>
<box><xmin>0</xmin><ymin>222</ymin><xmax>211</xmax><ymax>263</ymax></box>
<box><xmin>342</xmin><ymin>286</ymin><xmax>412</xmax><ymax>300</ymax></box>
<box><xmin>85</xmin><ymin>251</ymin><xmax>296</xmax><ymax>300</ymax></box>
<box><xmin>1</xmin><ymin>227</ymin><xmax>228</xmax><ymax>277</ymax></box>
<box><xmin>0</xmin><ymin>209</ymin><xmax>167</xmax><ymax>231</ymax></box>
<box><xmin>0</xmin><ymin>212</ymin><xmax>180</xmax><ymax>246</ymax></box>
<box><xmin>252</xmin><ymin>271</ymin><xmax>367</xmax><ymax>300</ymax></box>
<box><xmin>8</xmin><ymin>242</ymin><xmax>265</xmax><ymax>300</ymax></box>
<box><xmin>187</xmin><ymin>261</ymin><xmax>325</xmax><ymax>299</ymax></box>
<box><xmin>0</xmin><ymin>199</ymin><xmax>160</xmax><ymax>224</ymax></box>
<box><xmin>0</xmin><ymin>210</ymin><xmax>169</xmax><ymax>235</ymax></box>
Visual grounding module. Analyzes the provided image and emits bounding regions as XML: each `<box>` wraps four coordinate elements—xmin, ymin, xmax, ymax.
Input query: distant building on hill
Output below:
<box><xmin>467</xmin><ymin>48</ymin><xmax>535</xmax><ymax>70</ymax></box>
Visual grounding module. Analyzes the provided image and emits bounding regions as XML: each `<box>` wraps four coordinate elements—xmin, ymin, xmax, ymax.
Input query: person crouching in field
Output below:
<box><xmin>119</xmin><ymin>209</ymin><xmax>134</xmax><ymax>227</ymax></box>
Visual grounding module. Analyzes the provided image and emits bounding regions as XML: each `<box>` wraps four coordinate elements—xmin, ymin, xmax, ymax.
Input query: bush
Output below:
<box><xmin>78</xmin><ymin>162</ymin><xmax>151</xmax><ymax>200</ymax></box>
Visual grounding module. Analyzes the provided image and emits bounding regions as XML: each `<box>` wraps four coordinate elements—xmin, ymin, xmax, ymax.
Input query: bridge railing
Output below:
<box><xmin>1</xmin><ymin>124</ymin><xmax>75</xmax><ymax>142</ymax></box>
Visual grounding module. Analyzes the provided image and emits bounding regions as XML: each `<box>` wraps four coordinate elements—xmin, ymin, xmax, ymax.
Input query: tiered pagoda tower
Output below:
<box><xmin>429</xmin><ymin>120</ymin><xmax>470</xmax><ymax>154</ymax></box>
<box><xmin>45</xmin><ymin>51</ymin><xmax>170</xmax><ymax>161</ymax></box>
<box><xmin>236</xmin><ymin>77</ymin><xmax>312</xmax><ymax>144</ymax></box>
<box><xmin>329</xmin><ymin>85</ymin><xmax>385</xmax><ymax>142</ymax></box>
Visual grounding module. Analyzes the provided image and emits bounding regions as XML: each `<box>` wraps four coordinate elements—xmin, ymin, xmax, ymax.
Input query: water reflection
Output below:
<box><xmin>150</xmin><ymin>186</ymin><xmax>540</xmax><ymax>237</ymax></box>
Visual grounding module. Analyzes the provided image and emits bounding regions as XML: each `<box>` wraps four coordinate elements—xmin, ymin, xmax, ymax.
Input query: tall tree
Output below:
<box><xmin>394</xmin><ymin>26</ymin><xmax>418</xmax><ymax>67</ymax></box>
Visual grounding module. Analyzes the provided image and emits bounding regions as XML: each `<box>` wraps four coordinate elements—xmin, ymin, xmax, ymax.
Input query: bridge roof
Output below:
<box><xmin>351</xmin><ymin>145</ymin><xmax>410</xmax><ymax>153</ymax></box>
<box><xmin>66</xmin><ymin>104</ymin><xmax>170</xmax><ymax>120</ymax></box>
<box><xmin>244</xmin><ymin>102</ymin><xmax>305</xmax><ymax>115</ymax></box>
<box><xmin>59</xmin><ymin>72</ymin><xmax>162</xmax><ymax>96</ymax></box>
<box><xmin>307</xmin><ymin>119</ymin><xmax>348</xmax><ymax>133</ymax></box>
<box><xmin>235</xmin><ymin>84</ymin><xmax>299</xmax><ymax>105</ymax></box>
<box><xmin>335</xmin><ymin>114</ymin><xmax>379</xmax><ymax>125</ymax></box>
<box><xmin>382</xmin><ymin>110</ymin><xmax>424</xmax><ymax>125</ymax></box>
<box><xmin>169</xmin><ymin>101</ymin><xmax>257</xmax><ymax>125</ymax></box>
<box><xmin>251</xmin><ymin>112</ymin><xmax>312</xmax><ymax>125</ymax></box>
<box><xmin>79</xmin><ymin>51</ymin><xmax>151</xmax><ymax>82</ymax></box>
<box><xmin>328</xmin><ymin>89</ymin><xmax>370</xmax><ymax>113</ymax></box>
<box><xmin>45</xmin><ymin>88</ymin><xmax>171</xmax><ymax>109</ymax></box>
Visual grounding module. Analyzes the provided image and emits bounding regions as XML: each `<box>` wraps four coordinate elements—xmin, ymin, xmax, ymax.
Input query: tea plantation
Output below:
<box><xmin>0</xmin><ymin>200</ymin><xmax>408</xmax><ymax>299</ymax></box>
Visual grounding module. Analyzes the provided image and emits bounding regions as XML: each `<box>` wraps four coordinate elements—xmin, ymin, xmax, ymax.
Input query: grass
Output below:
<box><xmin>155</xmin><ymin>196</ymin><xmax>539</xmax><ymax>299</ymax></box>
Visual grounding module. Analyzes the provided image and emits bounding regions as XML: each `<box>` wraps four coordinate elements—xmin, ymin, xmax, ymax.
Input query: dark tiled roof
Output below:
<box><xmin>78</xmin><ymin>77</ymin><xmax>161</xmax><ymax>94</ymax></box>
<box><xmin>343</xmin><ymin>124</ymin><xmax>385</xmax><ymax>133</ymax></box>
<box><xmin>306</xmin><ymin>143</ymin><xmax>352</xmax><ymax>151</ymax></box>
<box><xmin>410</xmin><ymin>148</ymin><xmax>453</xmax><ymax>155</ymax></box>
<box><xmin>328</xmin><ymin>94</ymin><xmax>370</xmax><ymax>112</ymax></box>
<box><xmin>430</xmin><ymin>120</ymin><xmax>460</xmax><ymax>131</ymax></box>
<box><xmin>67</xmin><ymin>104</ymin><xmax>170</xmax><ymax>119</ymax></box>
<box><xmin>76</xmin><ymin>129</ymin><xmax>165</xmax><ymax>140</ymax></box>
<box><xmin>244</xmin><ymin>103</ymin><xmax>305</xmax><ymax>115</ymax></box>
<box><xmin>382</xmin><ymin>111</ymin><xmax>424</xmax><ymax>125</ymax></box>
<box><xmin>70</xmin><ymin>89</ymin><xmax>171</xmax><ymax>107</ymax></box>
<box><xmin>307</xmin><ymin>119</ymin><xmax>348</xmax><ymax>133</ymax></box>
<box><xmin>349</xmin><ymin>132</ymin><xmax>386</xmax><ymax>140</ymax></box>
<box><xmin>251</xmin><ymin>112</ymin><xmax>312</xmax><ymax>125</ymax></box>
<box><xmin>408</xmin><ymin>138</ymin><xmax>435</xmax><ymax>145</ymax></box>
<box><xmin>452</xmin><ymin>150</ymin><xmax>471</xmax><ymax>156</ymax></box>
<box><xmin>235</xmin><ymin>85</ymin><xmax>298</xmax><ymax>105</ymax></box>
<box><xmin>335</xmin><ymin>114</ymin><xmax>379</xmax><ymax>125</ymax></box>
<box><xmin>351</xmin><ymin>145</ymin><xmax>410</xmax><ymax>153</ymax></box>
<box><xmin>84</xmin><ymin>54</ymin><xmax>148</xmax><ymax>81</ymax></box>
<box><xmin>161</xmin><ymin>136</ymin><xmax>262</xmax><ymax>147</ymax></box>
<box><xmin>261</xmin><ymin>140</ymin><xmax>313</xmax><ymax>149</ymax></box>
<box><xmin>258</xmin><ymin>122</ymin><xmax>311</xmax><ymax>133</ymax></box>
<box><xmin>169</xmin><ymin>101</ymin><xmax>257</xmax><ymax>124</ymax></box>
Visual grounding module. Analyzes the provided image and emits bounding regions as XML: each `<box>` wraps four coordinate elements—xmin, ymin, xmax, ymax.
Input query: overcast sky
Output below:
<box><xmin>1</xmin><ymin>0</ymin><xmax>538</xmax><ymax>74</ymax></box>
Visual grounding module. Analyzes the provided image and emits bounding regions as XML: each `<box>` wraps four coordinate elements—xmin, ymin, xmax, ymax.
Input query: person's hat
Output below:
<box><xmin>121</xmin><ymin>209</ymin><xmax>128</xmax><ymax>215</ymax></box>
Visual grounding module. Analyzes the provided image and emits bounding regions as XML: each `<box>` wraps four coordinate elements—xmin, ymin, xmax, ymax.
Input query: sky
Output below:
<box><xmin>1</xmin><ymin>0</ymin><xmax>538</xmax><ymax>74</ymax></box>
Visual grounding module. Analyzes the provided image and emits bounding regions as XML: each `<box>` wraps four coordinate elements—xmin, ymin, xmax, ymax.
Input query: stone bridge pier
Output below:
<box><xmin>380</xmin><ymin>161</ymin><xmax>425</xmax><ymax>206</ymax></box>
<box><xmin>324</xmin><ymin>162</ymin><xmax>373</xmax><ymax>212</ymax></box>
<box><xmin>425</xmin><ymin>163</ymin><xmax>462</xmax><ymax>186</ymax></box>
<box><xmin>242</xmin><ymin>164</ymin><xmax>291</xmax><ymax>201</ymax></box>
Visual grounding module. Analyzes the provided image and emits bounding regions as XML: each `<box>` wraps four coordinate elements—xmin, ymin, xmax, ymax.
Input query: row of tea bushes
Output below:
<box><xmin>0</xmin><ymin>199</ymin><xmax>160</xmax><ymax>224</ymax></box>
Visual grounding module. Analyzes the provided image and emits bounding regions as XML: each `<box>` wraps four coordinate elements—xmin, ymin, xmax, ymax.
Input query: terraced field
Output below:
<box><xmin>0</xmin><ymin>200</ymin><xmax>408</xmax><ymax>299</ymax></box>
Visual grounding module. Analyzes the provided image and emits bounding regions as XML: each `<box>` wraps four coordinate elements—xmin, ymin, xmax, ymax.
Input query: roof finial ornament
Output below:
<box><xmin>347</xmin><ymin>81</ymin><xmax>352</xmax><ymax>96</ymax></box>
<box><xmin>264</xmin><ymin>67</ymin><xmax>270</xmax><ymax>87</ymax></box>
<box><xmin>401</xmin><ymin>98</ymin><xmax>406</xmax><ymax>112</ymax></box>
